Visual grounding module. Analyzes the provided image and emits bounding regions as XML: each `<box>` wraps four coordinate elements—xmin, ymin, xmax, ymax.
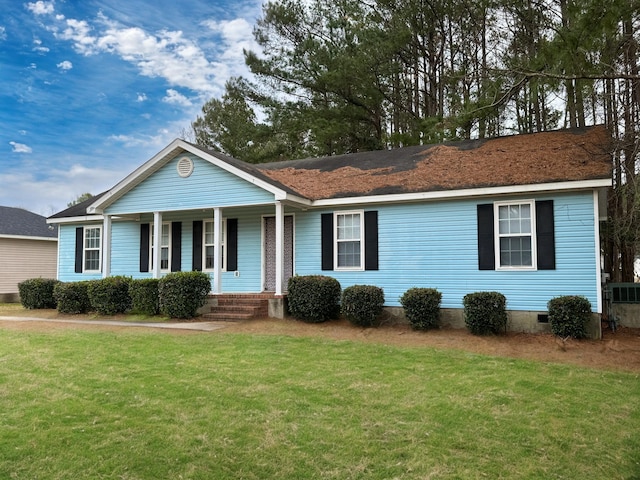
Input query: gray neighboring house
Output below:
<box><xmin>0</xmin><ymin>206</ymin><xmax>58</xmax><ymax>302</ymax></box>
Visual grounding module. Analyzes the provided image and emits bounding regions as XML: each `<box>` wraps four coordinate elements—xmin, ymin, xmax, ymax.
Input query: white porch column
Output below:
<box><xmin>275</xmin><ymin>201</ymin><xmax>284</xmax><ymax>296</ymax></box>
<box><xmin>102</xmin><ymin>214</ymin><xmax>112</xmax><ymax>278</ymax></box>
<box><xmin>153</xmin><ymin>211</ymin><xmax>162</xmax><ymax>279</ymax></box>
<box><xmin>213</xmin><ymin>207</ymin><xmax>222</xmax><ymax>294</ymax></box>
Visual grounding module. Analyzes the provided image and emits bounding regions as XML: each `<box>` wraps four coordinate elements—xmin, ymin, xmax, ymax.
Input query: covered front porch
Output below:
<box><xmin>98</xmin><ymin>200</ymin><xmax>295</xmax><ymax>299</ymax></box>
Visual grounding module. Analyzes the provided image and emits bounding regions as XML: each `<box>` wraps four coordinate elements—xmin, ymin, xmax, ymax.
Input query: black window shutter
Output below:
<box><xmin>364</xmin><ymin>211</ymin><xmax>379</xmax><ymax>270</ymax></box>
<box><xmin>321</xmin><ymin>213</ymin><xmax>334</xmax><ymax>270</ymax></box>
<box><xmin>75</xmin><ymin>227</ymin><xmax>83</xmax><ymax>273</ymax></box>
<box><xmin>227</xmin><ymin>219</ymin><xmax>238</xmax><ymax>271</ymax></box>
<box><xmin>192</xmin><ymin>220</ymin><xmax>203</xmax><ymax>271</ymax></box>
<box><xmin>536</xmin><ymin>200</ymin><xmax>555</xmax><ymax>270</ymax></box>
<box><xmin>140</xmin><ymin>223</ymin><xmax>150</xmax><ymax>272</ymax></box>
<box><xmin>477</xmin><ymin>204</ymin><xmax>495</xmax><ymax>270</ymax></box>
<box><xmin>171</xmin><ymin>222</ymin><xmax>182</xmax><ymax>272</ymax></box>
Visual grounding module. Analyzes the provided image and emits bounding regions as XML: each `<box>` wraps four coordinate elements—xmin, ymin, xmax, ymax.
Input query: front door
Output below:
<box><xmin>264</xmin><ymin>215</ymin><xmax>294</xmax><ymax>292</ymax></box>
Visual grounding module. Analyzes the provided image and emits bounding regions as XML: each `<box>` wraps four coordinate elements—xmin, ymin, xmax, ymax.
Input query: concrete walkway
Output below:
<box><xmin>0</xmin><ymin>316</ymin><xmax>228</xmax><ymax>332</ymax></box>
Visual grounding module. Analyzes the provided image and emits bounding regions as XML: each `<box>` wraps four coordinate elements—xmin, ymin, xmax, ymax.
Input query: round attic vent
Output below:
<box><xmin>177</xmin><ymin>157</ymin><xmax>194</xmax><ymax>178</ymax></box>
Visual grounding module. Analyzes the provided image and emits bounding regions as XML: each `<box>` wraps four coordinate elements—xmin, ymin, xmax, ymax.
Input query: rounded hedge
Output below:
<box><xmin>159</xmin><ymin>271</ymin><xmax>211</xmax><ymax>319</ymax></box>
<box><xmin>341</xmin><ymin>285</ymin><xmax>384</xmax><ymax>327</ymax></box>
<box><xmin>18</xmin><ymin>278</ymin><xmax>59</xmax><ymax>309</ymax></box>
<box><xmin>400</xmin><ymin>287</ymin><xmax>442</xmax><ymax>330</ymax></box>
<box><xmin>287</xmin><ymin>275</ymin><xmax>341</xmax><ymax>323</ymax></box>
<box><xmin>54</xmin><ymin>281</ymin><xmax>92</xmax><ymax>314</ymax></box>
<box><xmin>130</xmin><ymin>278</ymin><xmax>160</xmax><ymax>316</ymax></box>
<box><xmin>547</xmin><ymin>295</ymin><xmax>592</xmax><ymax>339</ymax></box>
<box><xmin>463</xmin><ymin>291</ymin><xmax>507</xmax><ymax>335</ymax></box>
<box><xmin>88</xmin><ymin>276</ymin><xmax>132</xmax><ymax>315</ymax></box>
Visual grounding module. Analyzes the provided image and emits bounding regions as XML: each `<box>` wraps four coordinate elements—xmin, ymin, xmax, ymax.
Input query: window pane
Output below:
<box><xmin>500</xmin><ymin>236</ymin><xmax>532</xmax><ymax>267</ymax></box>
<box><xmin>85</xmin><ymin>250</ymin><xmax>100</xmax><ymax>271</ymax></box>
<box><xmin>337</xmin><ymin>213</ymin><xmax>360</xmax><ymax>240</ymax></box>
<box><xmin>205</xmin><ymin>222</ymin><xmax>214</xmax><ymax>245</ymax></box>
<box><xmin>85</xmin><ymin>228</ymin><xmax>100</xmax><ymax>249</ymax></box>
<box><xmin>205</xmin><ymin>246</ymin><xmax>214</xmax><ymax>269</ymax></box>
<box><xmin>161</xmin><ymin>247</ymin><xmax>169</xmax><ymax>270</ymax></box>
<box><xmin>161</xmin><ymin>224</ymin><xmax>170</xmax><ymax>247</ymax></box>
<box><xmin>337</xmin><ymin>241</ymin><xmax>361</xmax><ymax>268</ymax></box>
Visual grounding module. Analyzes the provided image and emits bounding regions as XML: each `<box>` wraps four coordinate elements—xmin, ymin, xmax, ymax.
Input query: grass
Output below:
<box><xmin>0</xmin><ymin>327</ymin><xmax>638</xmax><ymax>479</ymax></box>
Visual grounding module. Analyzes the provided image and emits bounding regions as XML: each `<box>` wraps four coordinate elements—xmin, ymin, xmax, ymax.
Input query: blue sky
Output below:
<box><xmin>0</xmin><ymin>0</ymin><xmax>263</xmax><ymax>215</ymax></box>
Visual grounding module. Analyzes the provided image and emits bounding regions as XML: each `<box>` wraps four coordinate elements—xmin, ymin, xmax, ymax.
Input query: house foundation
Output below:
<box><xmin>381</xmin><ymin>307</ymin><xmax>602</xmax><ymax>339</ymax></box>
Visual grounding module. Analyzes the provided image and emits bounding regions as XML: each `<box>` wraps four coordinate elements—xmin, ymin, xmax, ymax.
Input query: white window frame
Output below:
<box><xmin>494</xmin><ymin>200</ymin><xmax>537</xmax><ymax>271</ymax></box>
<box><xmin>334</xmin><ymin>210</ymin><xmax>364</xmax><ymax>271</ymax></box>
<box><xmin>83</xmin><ymin>226</ymin><xmax>102</xmax><ymax>273</ymax></box>
<box><xmin>150</xmin><ymin>222</ymin><xmax>171</xmax><ymax>272</ymax></box>
<box><xmin>203</xmin><ymin>218</ymin><xmax>227</xmax><ymax>272</ymax></box>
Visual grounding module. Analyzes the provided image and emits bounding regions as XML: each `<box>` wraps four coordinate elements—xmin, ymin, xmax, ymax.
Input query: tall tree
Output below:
<box><xmin>190</xmin><ymin>0</ymin><xmax>640</xmax><ymax>279</ymax></box>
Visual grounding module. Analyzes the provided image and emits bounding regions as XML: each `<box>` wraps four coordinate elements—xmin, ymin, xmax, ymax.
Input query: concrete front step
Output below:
<box><xmin>201</xmin><ymin>311</ymin><xmax>256</xmax><ymax>322</ymax></box>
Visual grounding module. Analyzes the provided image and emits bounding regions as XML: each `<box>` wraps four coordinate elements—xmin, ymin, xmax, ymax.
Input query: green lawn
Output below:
<box><xmin>0</xmin><ymin>327</ymin><xmax>638</xmax><ymax>479</ymax></box>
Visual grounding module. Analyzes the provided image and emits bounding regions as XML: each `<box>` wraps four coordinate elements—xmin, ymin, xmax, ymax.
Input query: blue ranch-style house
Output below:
<box><xmin>48</xmin><ymin>125</ymin><xmax>612</xmax><ymax>335</ymax></box>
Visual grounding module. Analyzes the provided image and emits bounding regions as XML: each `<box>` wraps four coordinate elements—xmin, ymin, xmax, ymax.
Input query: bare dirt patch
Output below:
<box><xmin>1</xmin><ymin>306</ymin><xmax>638</xmax><ymax>372</ymax></box>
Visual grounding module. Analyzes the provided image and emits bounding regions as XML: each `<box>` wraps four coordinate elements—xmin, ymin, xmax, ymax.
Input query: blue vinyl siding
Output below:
<box><xmin>105</xmin><ymin>155</ymin><xmax>275</xmax><ymax>215</ymax></box>
<box><xmin>58</xmin><ymin>224</ymin><xmax>103</xmax><ymax>282</ymax></box>
<box><xmin>294</xmin><ymin>192</ymin><xmax>599</xmax><ymax>311</ymax></box>
<box><xmin>57</xmin><ymin>188</ymin><xmax>599</xmax><ymax>312</ymax></box>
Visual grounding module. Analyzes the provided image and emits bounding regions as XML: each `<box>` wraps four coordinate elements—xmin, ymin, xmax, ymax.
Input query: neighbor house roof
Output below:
<box><xmin>0</xmin><ymin>206</ymin><xmax>58</xmax><ymax>238</ymax></box>
<box><xmin>255</xmin><ymin>125</ymin><xmax>612</xmax><ymax>200</ymax></box>
<box><xmin>48</xmin><ymin>192</ymin><xmax>108</xmax><ymax>220</ymax></box>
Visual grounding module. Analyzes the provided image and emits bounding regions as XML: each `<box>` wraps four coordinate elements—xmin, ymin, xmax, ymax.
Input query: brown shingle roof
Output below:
<box><xmin>256</xmin><ymin>125</ymin><xmax>612</xmax><ymax>200</ymax></box>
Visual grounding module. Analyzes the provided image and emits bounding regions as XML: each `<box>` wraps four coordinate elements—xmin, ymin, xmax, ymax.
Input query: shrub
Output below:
<box><xmin>287</xmin><ymin>275</ymin><xmax>341</xmax><ymax>323</ymax></box>
<box><xmin>130</xmin><ymin>278</ymin><xmax>160</xmax><ymax>316</ymax></box>
<box><xmin>400</xmin><ymin>287</ymin><xmax>442</xmax><ymax>330</ymax></box>
<box><xmin>18</xmin><ymin>278</ymin><xmax>59</xmax><ymax>309</ymax></box>
<box><xmin>54</xmin><ymin>282</ymin><xmax>92</xmax><ymax>314</ymax></box>
<box><xmin>87</xmin><ymin>276</ymin><xmax>132</xmax><ymax>315</ymax></box>
<box><xmin>547</xmin><ymin>295</ymin><xmax>592</xmax><ymax>339</ymax></box>
<box><xmin>341</xmin><ymin>285</ymin><xmax>385</xmax><ymax>327</ymax></box>
<box><xmin>463</xmin><ymin>291</ymin><xmax>507</xmax><ymax>335</ymax></box>
<box><xmin>159</xmin><ymin>271</ymin><xmax>211</xmax><ymax>319</ymax></box>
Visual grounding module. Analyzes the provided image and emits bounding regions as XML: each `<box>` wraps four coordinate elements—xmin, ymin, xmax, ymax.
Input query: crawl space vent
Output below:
<box><xmin>177</xmin><ymin>157</ymin><xmax>194</xmax><ymax>178</ymax></box>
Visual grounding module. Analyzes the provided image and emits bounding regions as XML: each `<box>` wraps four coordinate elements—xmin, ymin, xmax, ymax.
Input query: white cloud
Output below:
<box><xmin>204</xmin><ymin>18</ymin><xmax>259</xmax><ymax>64</ymax></box>
<box><xmin>0</xmin><ymin>165</ymin><xmax>121</xmax><ymax>215</ymax></box>
<box><xmin>109</xmin><ymin>132</ymin><xmax>169</xmax><ymax>148</ymax></box>
<box><xmin>33</xmin><ymin>8</ymin><xmax>259</xmax><ymax>98</ymax></box>
<box><xmin>163</xmin><ymin>89</ymin><xmax>192</xmax><ymax>107</ymax></box>
<box><xmin>94</xmin><ymin>25</ymin><xmax>221</xmax><ymax>95</ymax></box>
<box><xmin>56</xmin><ymin>60</ymin><xmax>73</xmax><ymax>70</ymax></box>
<box><xmin>9</xmin><ymin>141</ymin><xmax>33</xmax><ymax>153</ymax></box>
<box><xmin>137</xmin><ymin>92</ymin><xmax>147</xmax><ymax>102</ymax></box>
<box><xmin>32</xmin><ymin>38</ymin><xmax>49</xmax><ymax>53</ymax></box>
<box><xmin>26</xmin><ymin>1</ymin><xmax>55</xmax><ymax>15</ymax></box>
<box><xmin>57</xmin><ymin>18</ymin><xmax>97</xmax><ymax>55</ymax></box>
<box><xmin>205</xmin><ymin>18</ymin><xmax>253</xmax><ymax>44</ymax></box>
<box><xmin>0</xmin><ymin>26</ymin><xmax>6</xmax><ymax>41</ymax></box>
